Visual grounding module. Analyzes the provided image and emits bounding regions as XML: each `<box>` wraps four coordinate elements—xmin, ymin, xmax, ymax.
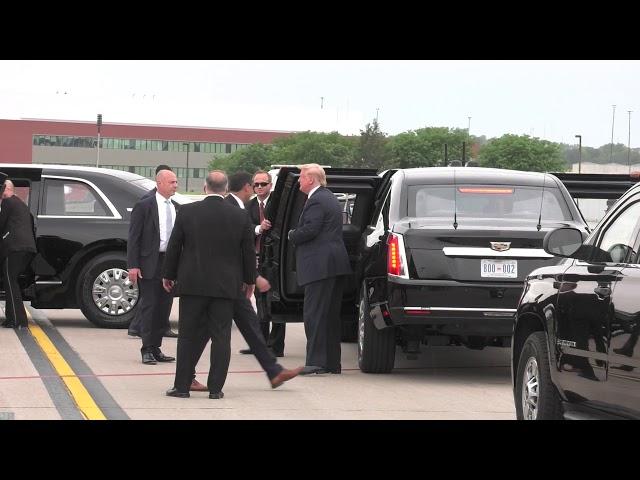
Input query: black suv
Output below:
<box><xmin>512</xmin><ymin>179</ymin><xmax>640</xmax><ymax>420</ymax></box>
<box><xmin>263</xmin><ymin>167</ymin><xmax>590</xmax><ymax>373</ymax></box>
<box><xmin>0</xmin><ymin>163</ymin><xmax>192</xmax><ymax>328</ymax></box>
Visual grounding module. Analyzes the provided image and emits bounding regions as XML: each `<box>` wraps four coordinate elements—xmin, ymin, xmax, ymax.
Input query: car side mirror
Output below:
<box><xmin>543</xmin><ymin>227</ymin><xmax>584</xmax><ymax>258</ymax></box>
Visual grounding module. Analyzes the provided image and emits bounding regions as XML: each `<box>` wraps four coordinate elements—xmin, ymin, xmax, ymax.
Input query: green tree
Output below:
<box><xmin>385</xmin><ymin>127</ymin><xmax>471</xmax><ymax>169</ymax></box>
<box><xmin>354</xmin><ymin>119</ymin><xmax>388</xmax><ymax>170</ymax></box>
<box><xmin>478</xmin><ymin>134</ymin><xmax>567</xmax><ymax>172</ymax></box>
<box><xmin>269</xmin><ymin>131</ymin><xmax>358</xmax><ymax>167</ymax></box>
<box><xmin>208</xmin><ymin>143</ymin><xmax>273</xmax><ymax>175</ymax></box>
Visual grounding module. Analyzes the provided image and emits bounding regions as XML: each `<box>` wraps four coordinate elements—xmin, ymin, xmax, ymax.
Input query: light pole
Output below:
<box><xmin>575</xmin><ymin>134</ymin><xmax>582</xmax><ymax>174</ymax></box>
<box><xmin>96</xmin><ymin>113</ymin><xmax>102</xmax><ymax>167</ymax></box>
<box><xmin>610</xmin><ymin>105</ymin><xmax>616</xmax><ymax>163</ymax></box>
<box><xmin>467</xmin><ymin>116</ymin><xmax>472</xmax><ymax>161</ymax></box>
<box><xmin>183</xmin><ymin>142</ymin><xmax>190</xmax><ymax>192</ymax></box>
<box><xmin>628</xmin><ymin>110</ymin><xmax>633</xmax><ymax>173</ymax></box>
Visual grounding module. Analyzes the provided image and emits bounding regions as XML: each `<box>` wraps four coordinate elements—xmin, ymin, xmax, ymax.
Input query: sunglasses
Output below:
<box><xmin>253</xmin><ymin>182</ymin><xmax>270</xmax><ymax>188</ymax></box>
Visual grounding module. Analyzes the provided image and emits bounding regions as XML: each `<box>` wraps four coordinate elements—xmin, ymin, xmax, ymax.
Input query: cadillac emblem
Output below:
<box><xmin>490</xmin><ymin>241</ymin><xmax>511</xmax><ymax>252</ymax></box>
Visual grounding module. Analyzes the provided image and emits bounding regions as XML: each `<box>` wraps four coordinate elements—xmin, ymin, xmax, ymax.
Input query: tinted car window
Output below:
<box><xmin>408</xmin><ymin>185</ymin><xmax>571</xmax><ymax>222</ymax></box>
<box><xmin>42</xmin><ymin>179</ymin><xmax>108</xmax><ymax>216</ymax></box>
<box><xmin>598</xmin><ymin>201</ymin><xmax>640</xmax><ymax>263</ymax></box>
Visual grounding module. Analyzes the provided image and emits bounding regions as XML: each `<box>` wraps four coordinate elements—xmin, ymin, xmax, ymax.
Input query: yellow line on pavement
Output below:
<box><xmin>25</xmin><ymin>310</ymin><xmax>106</xmax><ymax>420</ymax></box>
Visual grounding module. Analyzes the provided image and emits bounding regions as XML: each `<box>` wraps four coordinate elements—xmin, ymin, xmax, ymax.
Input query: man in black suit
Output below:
<box><xmin>288</xmin><ymin>164</ymin><xmax>352</xmax><ymax>375</ymax></box>
<box><xmin>127</xmin><ymin>169</ymin><xmax>178</xmax><ymax>365</ymax></box>
<box><xmin>0</xmin><ymin>177</ymin><xmax>37</xmax><ymax>329</ymax></box>
<box><xmin>245</xmin><ymin>170</ymin><xmax>287</xmax><ymax>357</ymax></box>
<box><xmin>128</xmin><ymin>164</ymin><xmax>178</xmax><ymax>339</ymax></box>
<box><xmin>163</xmin><ymin>171</ymin><xmax>257</xmax><ymax>398</ymax></box>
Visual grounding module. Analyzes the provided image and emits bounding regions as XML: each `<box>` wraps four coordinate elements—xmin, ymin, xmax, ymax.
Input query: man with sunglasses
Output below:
<box><xmin>241</xmin><ymin>171</ymin><xmax>286</xmax><ymax>357</ymax></box>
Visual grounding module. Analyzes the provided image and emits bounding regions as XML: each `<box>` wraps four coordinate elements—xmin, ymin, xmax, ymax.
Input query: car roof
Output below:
<box><xmin>401</xmin><ymin>167</ymin><xmax>560</xmax><ymax>187</ymax></box>
<box><xmin>0</xmin><ymin>163</ymin><xmax>145</xmax><ymax>182</ymax></box>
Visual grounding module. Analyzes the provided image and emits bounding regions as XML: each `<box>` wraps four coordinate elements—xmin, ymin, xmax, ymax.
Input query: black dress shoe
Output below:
<box><xmin>166</xmin><ymin>388</ymin><xmax>190</xmax><ymax>398</ymax></box>
<box><xmin>209</xmin><ymin>391</ymin><xmax>224</xmax><ymax>399</ymax></box>
<box><xmin>152</xmin><ymin>349</ymin><xmax>175</xmax><ymax>362</ymax></box>
<box><xmin>269</xmin><ymin>348</ymin><xmax>285</xmax><ymax>358</ymax></box>
<box><xmin>239</xmin><ymin>348</ymin><xmax>253</xmax><ymax>354</ymax></box>
<box><xmin>128</xmin><ymin>330</ymin><xmax>140</xmax><ymax>338</ymax></box>
<box><xmin>142</xmin><ymin>351</ymin><xmax>157</xmax><ymax>365</ymax></box>
<box><xmin>299</xmin><ymin>366</ymin><xmax>327</xmax><ymax>375</ymax></box>
<box><xmin>327</xmin><ymin>367</ymin><xmax>342</xmax><ymax>374</ymax></box>
<box><xmin>2</xmin><ymin>321</ymin><xmax>16</xmax><ymax>328</ymax></box>
<box><xmin>163</xmin><ymin>329</ymin><xmax>179</xmax><ymax>338</ymax></box>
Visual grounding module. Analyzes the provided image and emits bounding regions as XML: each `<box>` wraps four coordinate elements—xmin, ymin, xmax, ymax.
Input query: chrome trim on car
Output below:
<box><xmin>35</xmin><ymin>280</ymin><xmax>63</xmax><ymax>285</ymax></box>
<box><xmin>403</xmin><ymin>307</ymin><xmax>517</xmax><ymax>312</ymax></box>
<box><xmin>442</xmin><ymin>247</ymin><xmax>553</xmax><ymax>258</ymax></box>
<box><xmin>38</xmin><ymin>175</ymin><xmax>122</xmax><ymax>219</ymax></box>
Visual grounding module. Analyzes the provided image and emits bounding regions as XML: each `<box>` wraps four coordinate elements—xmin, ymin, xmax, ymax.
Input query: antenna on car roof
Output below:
<box><xmin>536</xmin><ymin>173</ymin><xmax>546</xmax><ymax>231</ymax></box>
<box><xmin>453</xmin><ymin>167</ymin><xmax>458</xmax><ymax>230</ymax></box>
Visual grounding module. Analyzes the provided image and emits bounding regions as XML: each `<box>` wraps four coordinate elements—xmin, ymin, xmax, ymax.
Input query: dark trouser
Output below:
<box><xmin>255</xmin><ymin>289</ymin><xmax>286</xmax><ymax>355</ymax></box>
<box><xmin>303</xmin><ymin>276</ymin><xmax>344</xmax><ymax>370</ymax></box>
<box><xmin>138</xmin><ymin>254</ymin><xmax>174</xmax><ymax>351</ymax></box>
<box><xmin>174</xmin><ymin>295</ymin><xmax>234</xmax><ymax>393</ymax></box>
<box><xmin>191</xmin><ymin>295</ymin><xmax>282</xmax><ymax>382</ymax></box>
<box><xmin>3</xmin><ymin>251</ymin><xmax>35</xmax><ymax>326</ymax></box>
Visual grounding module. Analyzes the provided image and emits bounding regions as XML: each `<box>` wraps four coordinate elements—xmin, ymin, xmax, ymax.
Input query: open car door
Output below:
<box><xmin>261</xmin><ymin>167</ymin><xmax>386</xmax><ymax>331</ymax></box>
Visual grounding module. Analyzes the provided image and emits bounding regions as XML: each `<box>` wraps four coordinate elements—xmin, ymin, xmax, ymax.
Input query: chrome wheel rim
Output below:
<box><xmin>92</xmin><ymin>268</ymin><xmax>139</xmax><ymax>316</ymax></box>
<box><xmin>358</xmin><ymin>296</ymin><xmax>365</xmax><ymax>361</ymax></box>
<box><xmin>522</xmin><ymin>356</ymin><xmax>540</xmax><ymax>420</ymax></box>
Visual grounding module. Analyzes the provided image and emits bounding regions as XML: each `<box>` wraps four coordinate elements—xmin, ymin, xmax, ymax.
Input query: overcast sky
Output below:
<box><xmin>1</xmin><ymin>60</ymin><xmax>639</xmax><ymax>148</ymax></box>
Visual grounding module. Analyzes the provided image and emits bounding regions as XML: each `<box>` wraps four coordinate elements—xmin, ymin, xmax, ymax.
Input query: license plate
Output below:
<box><xmin>481</xmin><ymin>259</ymin><xmax>517</xmax><ymax>278</ymax></box>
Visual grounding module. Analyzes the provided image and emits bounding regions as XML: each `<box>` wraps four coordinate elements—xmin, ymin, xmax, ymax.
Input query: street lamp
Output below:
<box><xmin>183</xmin><ymin>142</ymin><xmax>190</xmax><ymax>192</ymax></box>
<box><xmin>628</xmin><ymin>110</ymin><xmax>633</xmax><ymax>173</ymax></box>
<box><xmin>96</xmin><ymin>113</ymin><xmax>102</xmax><ymax>167</ymax></box>
<box><xmin>575</xmin><ymin>134</ymin><xmax>582</xmax><ymax>174</ymax></box>
<box><xmin>610</xmin><ymin>105</ymin><xmax>616</xmax><ymax>163</ymax></box>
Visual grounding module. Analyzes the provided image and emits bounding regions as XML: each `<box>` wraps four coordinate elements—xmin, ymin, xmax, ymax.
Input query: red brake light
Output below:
<box><xmin>458</xmin><ymin>187</ymin><xmax>514</xmax><ymax>194</ymax></box>
<box><xmin>387</xmin><ymin>233</ymin><xmax>407</xmax><ymax>277</ymax></box>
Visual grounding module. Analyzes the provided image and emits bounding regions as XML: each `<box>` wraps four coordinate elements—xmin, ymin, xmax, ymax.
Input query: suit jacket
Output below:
<box><xmin>289</xmin><ymin>186</ymin><xmax>351</xmax><ymax>286</ymax></box>
<box><xmin>141</xmin><ymin>187</ymin><xmax>157</xmax><ymax>200</ymax></box>
<box><xmin>163</xmin><ymin>195</ymin><xmax>255</xmax><ymax>298</ymax></box>
<box><xmin>0</xmin><ymin>195</ymin><xmax>37</xmax><ymax>260</ymax></box>
<box><xmin>127</xmin><ymin>194</ymin><xmax>179</xmax><ymax>278</ymax></box>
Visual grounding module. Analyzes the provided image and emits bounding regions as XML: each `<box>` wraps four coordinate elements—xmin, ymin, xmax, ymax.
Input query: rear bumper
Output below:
<box><xmin>385</xmin><ymin>277</ymin><xmax>521</xmax><ymax>336</ymax></box>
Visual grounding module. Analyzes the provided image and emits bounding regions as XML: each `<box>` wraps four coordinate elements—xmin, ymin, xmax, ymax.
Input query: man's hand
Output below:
<box><xmin>129</xmin><ymin>268</ymin><xmax>142</xmax><ymax>285</ymax></box>
<box><xmin>243</xmin><ymin>283</ymin><xmax>256</xmax><ymax>299</ymax></box>
<box><xmin>259</xmin><ymin>219</ymin><xmax>272</xmax><ymax>233</ymax></box>
<box><xmin>162</xmin><ymin>278</ymin><xmax>175</xmax><ymax>293</ymax></box>
<box><xmin>256</xmin><ymin>275</ymin><xmax>271</xmax><ymax>293</ymax></box>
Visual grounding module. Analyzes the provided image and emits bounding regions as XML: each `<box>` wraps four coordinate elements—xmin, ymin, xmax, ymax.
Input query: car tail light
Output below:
<box><xmin>387</xmin><ymin>233</ymin><xmax>409</xmax><ymax>278</ymax></box>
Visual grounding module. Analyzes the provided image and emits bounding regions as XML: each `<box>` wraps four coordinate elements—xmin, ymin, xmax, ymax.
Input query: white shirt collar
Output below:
<box><xmin>229</xmin><ymin>193</ymin><xmax>245</xmax><ymax>209</ymax></box>
<box><xmin>155</xmin><ymin>191</ymin><xmax>172</xmax><ymax>204</ymax></box>
<box><xmin>257</xmin><ymin>193</ymin><xmax>270</xmax><ymax>205</ymax></box>
<box><xmin>206</xmin><ymin>193</ymin><xmax>225</xmax><ymax>199</ymax></box>
<box><xmin>308</xmin><ymin>185</ymin><xmax>321</xmax><ymax>199</ymax></box>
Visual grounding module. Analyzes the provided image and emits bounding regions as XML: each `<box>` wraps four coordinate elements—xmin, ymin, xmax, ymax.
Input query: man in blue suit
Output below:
<box><xmin>288</xmin><ymin>164</ymin><xmax>352</xmax><ymax>375</ymax></box>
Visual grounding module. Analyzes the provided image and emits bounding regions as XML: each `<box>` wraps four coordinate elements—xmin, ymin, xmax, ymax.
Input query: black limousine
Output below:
<box><xmin>0</xmin><ymin>164</ymin><xmax>193</xmax><ymax>328</ymax></box>
<box><xmin>263</xmin><ymin>167</ymin><xmax>604</xmax><ymax>373</ymax></box>
<box><xmin>513</xmin><ymin>179</ymin><xmax>640</xmax><ymax>420</ymax></box>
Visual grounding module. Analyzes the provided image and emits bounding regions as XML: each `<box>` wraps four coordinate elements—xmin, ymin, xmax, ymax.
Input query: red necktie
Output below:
<box><xmin>256</xmin><ymin>200</ymin><xmax>265</xmax><ymax>253</ymax></box>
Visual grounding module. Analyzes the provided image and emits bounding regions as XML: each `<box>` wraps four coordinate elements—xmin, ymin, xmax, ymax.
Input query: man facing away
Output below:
<box><xmin>127</xmin><ymin>169</ymin><xmax>178</xmax><ymax>365</ymax></box>
<box><xmin>288</xmin><ymin>164</ymin><xmax>352</xmax><ymax>375</ymax></box>
<box><xmin>128</xmin><ymin>164</ymin><xmax>178</xmax><ymax>339</ymax></box>
<box><xmin>163</xmin><ymin>171</ymin><xmax>257</xmax><ymax>398</ymax></box>
<box><xmin>0</xmin><ymin>178</ymin><xmax>37</xmax><ymax>329</ymax></box>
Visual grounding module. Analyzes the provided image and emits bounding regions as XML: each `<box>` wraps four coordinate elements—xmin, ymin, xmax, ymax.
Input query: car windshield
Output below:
<box><xmin>129</xmin><ymin>178</ymin><xmax>196</xmax><ymax>205</ymax></box>
<box><xmin>408</xmin><ymin>184</ymin><xmax>572</xmax><ymax>222</ymax></box>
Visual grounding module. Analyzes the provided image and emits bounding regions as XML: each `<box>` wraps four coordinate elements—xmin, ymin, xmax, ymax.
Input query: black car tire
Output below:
<box><xmin>515</xmin><ymin>331</ymin><xmax>563</xmax><ymax>420</ymax></box>
<box><xmin>357</xmin><ymin>286</ymin><xmax>395</xmax><ymax>373</ymax></box>
<box><xmin>77</xmin><ymin>252</ymin><xmax>139</xmax><ymax>329</ymax></box>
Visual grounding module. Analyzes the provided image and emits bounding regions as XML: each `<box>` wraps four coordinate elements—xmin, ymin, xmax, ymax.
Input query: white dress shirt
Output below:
<box><xmin>229</xmin><ymin>193</ymin><xmax>245</xmax><ymax>209</ymax></box>
<box><xmin>156</xmin><ymin>192</ymin><xmax>176</xmax><ymax>252</ymax></box>
<box><xmin>307</xmin><ymin>185</ymin><xmax>320</xmax><ymax>199</ymax></box>
<box><xmin>255</xmin><ymin>194</ymin><xmax>270</xmax><ymax>235</ymax></box>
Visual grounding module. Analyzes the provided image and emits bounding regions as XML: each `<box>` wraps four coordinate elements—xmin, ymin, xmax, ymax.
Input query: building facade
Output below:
<box><xmin>0</xmin><ymin>119</ymin><xmax>294</xmax><ymax>191</ymax></box>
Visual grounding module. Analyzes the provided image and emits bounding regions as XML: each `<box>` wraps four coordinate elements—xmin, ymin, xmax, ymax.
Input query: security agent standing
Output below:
<box><xmin>0</xmin><ymin>178</ymin><xmax>37</xmax><ymax>329</ymax></box>
<box><xmin>128</xmin><ymin>164</ymin><xmax>178</xmax><ymax>339</ymax></box>
<box><xmin>127</xmin><ymin>170</ymin><xmax>178</xmax><ymax>365</ymax></box>
<box><xmin>288</xmin><ymin>164</ymin><xmax>352</xmax><ymax>375</ymax></box>
<box><xmin>244</xmin><ymin>170</ymin><xmax>286</xmax><ymax>357</ymax></box>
